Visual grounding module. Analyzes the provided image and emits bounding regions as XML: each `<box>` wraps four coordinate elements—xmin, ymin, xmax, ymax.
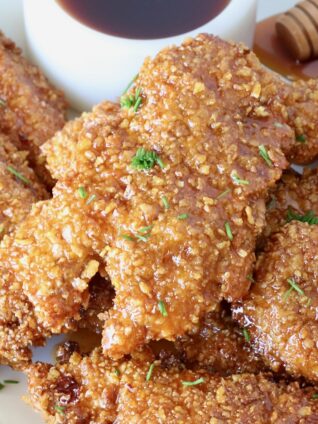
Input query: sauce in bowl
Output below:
<box><xmin>57</xmin><ymin>0</ymin><xmax>230</xmax><ymax>39</ymax></box>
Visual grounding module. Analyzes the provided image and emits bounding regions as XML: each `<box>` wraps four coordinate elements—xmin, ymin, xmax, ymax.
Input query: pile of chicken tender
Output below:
<box><xmin>2</xmin><ymin>30</ymin><xmax>318</xmax><ymax>423</ymax></box>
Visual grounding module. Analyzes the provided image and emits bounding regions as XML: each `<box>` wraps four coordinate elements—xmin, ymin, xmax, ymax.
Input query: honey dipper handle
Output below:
<box><xmin>276</xmin><ymin>0</ymin><xmax>318</xmax><ymax>61</ymax></box>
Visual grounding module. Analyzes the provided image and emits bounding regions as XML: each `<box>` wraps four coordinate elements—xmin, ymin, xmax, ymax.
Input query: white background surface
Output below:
<box><xmin>0</xmin><ymin>0</ymin><xmax>298</xmax><ymax>422</ymax></box>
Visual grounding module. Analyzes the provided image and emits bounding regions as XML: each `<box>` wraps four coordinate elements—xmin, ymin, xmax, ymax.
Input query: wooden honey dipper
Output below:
<box><xmin>276</xmin><ymin>0</ymin><xmax>318</xmax><ymax>61</ymax></box>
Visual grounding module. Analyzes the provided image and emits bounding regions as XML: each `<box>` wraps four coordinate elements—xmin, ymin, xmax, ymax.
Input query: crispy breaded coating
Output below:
<box><xmin>0</xmin><ymin>32</ymin><xmax>66</xmax><ymax>185</ymax></box>
<box><xmin>264</xmin><ymin>169</ymin><xmax>318</xmax><ymax>240</ymax></box>
<box><xmin>0</xmin><ymin>134</ymin><xmax>47</xmax><ymax>240</ymax></box>
<box><xmin>26</xmin><ymin>348</ymin><xmax>318</xmax><ymax>423</ymax></box>
<box><xmin>175</xmin><ymin>306</ymin><xmax>266</xmax><ymax>376</ymax></box>
<box><xmin>234</xmin><ymin>222</ymin><xmax>318</xmax><ymax>382</ymax></box>
<box><xmin>284</xmin><ymin>79</ymin><xmax>318</xmax><ymax>164</ymax></box>
<box><xmin>0</xmin><ymin>34</ymin><xmax>295</xmax><ymax>365</ymax></box>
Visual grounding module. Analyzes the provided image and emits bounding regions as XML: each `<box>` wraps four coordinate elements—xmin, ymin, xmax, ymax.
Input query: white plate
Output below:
<box><xmin>0</xmin><ymin>0</ymin><xmax>297</xmax><ymax>422</ymax></box>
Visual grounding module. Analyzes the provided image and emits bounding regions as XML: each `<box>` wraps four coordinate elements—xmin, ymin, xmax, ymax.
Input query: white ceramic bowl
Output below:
<box><xmin>24</xmin><ymin>0</ymin><xmax>257</xmax><ymax>111</ymax></box>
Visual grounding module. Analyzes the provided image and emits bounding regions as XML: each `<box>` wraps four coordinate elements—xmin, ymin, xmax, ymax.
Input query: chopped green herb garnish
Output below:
<box><xmin>158</xmin><ymin>300</ymin><xmax>168</xmax><ymax>317</ymax></box>
<box><xmin>121</xmin><ymin>234</ymin><xmax>135</xmax><ymax>242</ymax></box>
<box><xmin>78</xmin><ymin>186</ymin><xmax>88</xmax><ymax>199</ymax></box>
<box><xmin>7</xmin><ymin>166</ymin><xmax>31</xmax><ymax>186</ymax></box>
<box><xmin>259</xmin><ymin>145</ymin><xmax>273</xmax><ymax>167</ymax></box>
<box><xmin>231</xmin><ymin>171</ymin><xmax>250</xmax><ymax>186</ymax></box>
<box><xmin>114</xmin><ymin>368</ymin><xmax>120</xmax><ymax>377</ymax></box>
<box><xmin>282</xmin><ymin>286</ymin><xmax>294</xmax><ymax>301</ymax></box>
<box><xmin>54</xmin><ymin>405</ymin><xmax>65</xmax><ymax>415</ymax></box>
<box><xmin>182</xmin><ymin>377</ymin><xmax>205</xmax><ymax>387</ymax></box>
<box><xmin>121</xmin><ymin>87</ymin><xmax>142</xmax><ymax>112</ymax></box>
<box><xmin>162</xmin><ymin>196</ymin><xmax>170</xmax><ymax>209</ymax></box>
<box><xmin>3</xmin><ymin>380</ymin><xmax>19</xmax><ymax>384</ymax></box>
<box><xmin>242</xmin><ymin>328</ymin><xmax>251</xmax><ymax>343</ymax></box>
<box><xmin>146</xmin><ymin>363</ymin><xmax>155</xmax><ymax>382</ymax></box>
<box><xmin>0</xmin><ymin>97</ymin><xmax>6</xmax><ymax>107</ymax></box>
<box><xmin>286</xmin><ymin>278</ymin><xmax>305</xmax><ymax>296</ymax></box>
<box><xmin>86</xmin><ymin>194</ymin><xmax>96</xmax><ymax>205</ymax></box>
<box><xmin>135</xmin><ymin>233</ymin><xmax>151</xmax><ymax>242</ymax></box>
<box><xmin>0</xmin><ymin>383</ymin><xmax>5</xmax><ymax>391</ymax></box>
<box><xmin>286</xmin><ymin>209</ymin><xmax>318</xmax><ymax>225</ymax></box>
<box><xmin>247</xmin><ymin>274</ymin><xmax>255</xmax><ymax>283</ymax></box>
<box><xmin>131</xmin><ymin>148</ymin><xmax>164</xmax><ymax>171</ymax></box>
<box><xmin>216</xmin><ymin>189</ymin><xmax>230</xmax><ymax>200</ymax></box>
<box><xmin>138</xmin><ymin>225</ymin><xmax>153</xmax><ymax>234</ymax></box>
<box><xmin>283</xmin><ymin>278</ymin><xmax>310</xmax><ymax>303</ymax></box>
<box><xmin>224</xmin><ymin>222</ymin><xmax>233</xmax><ymax>241</ymax></box>
<box><xmin>177</xmin><ymin>213</ymin><xmax>189</xmax><ymax>220</ymax></box>
<box><xmin>296</xmin><ymin>134</ymin><xmax>307</xmax><ymax>143</ymax></box>
<box><xmin>312</xmin><ymin>393</ymin><xmax>318</xmax><ymax>400</ymax></box>
<box><xmin>122</xmin><ymin>74</ymin><xmax>138</xmax><ymax>95</ymax></box>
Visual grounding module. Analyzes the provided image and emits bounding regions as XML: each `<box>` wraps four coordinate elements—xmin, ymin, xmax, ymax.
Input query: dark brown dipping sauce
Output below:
<box><xmin>57</xmin><ymin>0</ymin><xmax>230</xmax><ymax>40</ymax></box>
<box><xmin>254</xmin><ymin>15</ymin><xmax>318</xmax><ymax>80</ymax></box>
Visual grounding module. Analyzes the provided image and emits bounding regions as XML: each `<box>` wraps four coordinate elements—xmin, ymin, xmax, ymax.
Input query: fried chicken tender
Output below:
<box><xmin>234</xmin><ymin>222</ymin><xmax>318</xmax><ymax>382</ymax></box>
<box><xmin>26</xmin><ymin>348</ymin><xmax>318</xmax><ymax>424</ymax></box>
<box><xmin>175</xmin><ymin>305</ymin><xmax>266</xmax><ymax>376</ymax></box>
<box><xmin>0</xmin><ymin>34</ymin><xmax>296</xmax><ymax>365</ymax></box>
<box><xmin>264</xmin><ymin>169</ymin><xmax>318</xmax><ymax>240</ymax></box>
<box><xmin>0</xmin><ymin>134</ymin><xmax>47</xmax><ymax>240</ymax></box>
<box><xmin>0</xmin><ymin>32</ymin><xmax>66</xmax><ymax>185</ymax></box>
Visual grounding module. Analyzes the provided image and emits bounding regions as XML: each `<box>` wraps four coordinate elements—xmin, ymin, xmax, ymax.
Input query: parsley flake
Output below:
<box><xmin>286</xmin><ymin>209</ymin><xmax>318</xmax><ymax>225</ymax></box>
<box><xmin>86</xmin><ymin>194</ymin><xmax>97</xmax><ymax>205</ymax></box>
<box><xmin>146</xmin><ymin>363</ymin><xmax>155</xmax><ymax>381</ymax></box>
<box><xmin>216</xmin><ymin>189</ymin><xmax>230</xmax><ymax>200</ymax></box>
<box><xmin>242</xmin><ymin>328</ymin><xmax>251</xmax><ymax>342</ymax></box>
<box><xmin>135</xmin><ymin>233</ymin><xmax>151</xmax><ymax>242</ymax></box>
<box><xmin>182</xmin><ymin>377</ymin><xmax>205</xmax><ymax>387</ymax></box>
<box><xmin>259</xmin><ymin>145</ymin><xmax>273</xmax><ymax>167</ymax></box>
<box><xmin>121</xmin><ymin>234</ymin><xmax>135</xmax><ymax>242</ymax></box>
<box><xmin>78</xmin><ymin>186</ymin><xmax>88</xmax><ymax>199</ymax></box>
<box><xmin>247</xmin><ymin>274</ymin><xmax>255</xmax><ymax>283</ymax></box>
<box><xmin>296</xmin><ymin>134</ymin><xmax>307</xmax><ymax>143</ymax></box>
<box><xmin>0</xmin><ymin>97</ymin><xmax>6</xmax><ymax>107</ymax></box>
<box><xmin>3</xmin><ymin>380</ymin><xmax>19</xmax><ymax>384</ymax></box>
<box><xmin>7</xmin><ymin>166</ymin><xmax>31</xmax><ymax>186</ymax></box>
<box><xmin>139</xmin><ymin>225</ymin><xmax>153</xmax><ymax>234</ymax></box>
<box><xmin>162</xmin><ymin>196</ymin><xmax>170</xmax><ymax>209</ymax></box>
<box><xmin>122</xmin><ymin>74</ymin><xmax>138</xmax><ymax>95</ymax></box>
<box><xmin>231</xmin><ymin>171</ymin><xmax>250</xmax><ymax>186</ymax></box>
<box><xmin>225</xmin><ymin>222</ymin><xmax>233</xmax><ymax>241</ymax></box>
<box><xmin>282</xmin><ymin>278</ymin><xmax>311</xmax><ymax>304</ymax></box>
<box><xmin>177</xmin><ymin>213</ymin><xmax>189</xmax><ymax>220</ymax></box>
<box><xmin>121</xmin><ymin>87</ymin><xmax>142</xmax><ymax>112</ymax></box>
<box><xmin>312</xmin><ymin>393</ymin><xmax>318</xmax><ymax>400</ymax></box>
<box><xmin>158</xmin><ymin>300</ymin><xmax>168</xmax><ymax>317</ymax></box>
<box><xmin>54</xmin><ymin>405</ymin><xmax>65</xmax><ymax>415</ymax></box>
<box><xmin>131</xmin><ymin>148</ymin><xmax>164</xmax><ymax>171</ymax></box>
<box><xmin>114</xmin><ymin>368</ymin><xmax>120</xmax><ymax>377</ymax></box>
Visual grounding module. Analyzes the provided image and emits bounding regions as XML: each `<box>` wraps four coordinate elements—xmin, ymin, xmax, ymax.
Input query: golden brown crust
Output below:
<box><xmin>26</xmin><ymin>348</ymin><xmax>318</xmax><ymax>424</ymax></box>
<box><xmin>0</xmin><ymin>34</ymin><xmax>296</xmax><ymax>365</ymax></box>
<box><xmin>284</xmin><ymin>79</ymin><xmax>318</xmax><ymax>164</ymax></box>
<box><xmin>0</xmin><ymin>32</ymin><xmax>66</xmax><ymax>185</ymax></box>
<box><xmin>0</xmin><ymin>133</ymin><xmax>48</xmax><ymax>240</ymax></box>
<box><xmin>175</xmin><ymin>306</ymin><xmax>266</xmax><ymax>376</ymax></box>
<box><xmin>264</xmin><ymin>169</ymin><xmax>318</xmax><ymax>240</ymax></box>
<box><xmin>234</xmin><ymin>222</ymin><xmax>318</xmax><ymax>382</ymax></box>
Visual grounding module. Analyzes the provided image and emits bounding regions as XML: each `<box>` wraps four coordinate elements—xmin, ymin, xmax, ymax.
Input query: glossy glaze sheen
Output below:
<box><xmin>57</xmin><ymin>0</ymin><xmax>230</xmax><ymax>39</ymax></box>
